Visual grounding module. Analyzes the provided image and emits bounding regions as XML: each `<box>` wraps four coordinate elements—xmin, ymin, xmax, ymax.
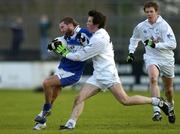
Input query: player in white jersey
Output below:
<box><xmin>54</xmin><ymin>10</ymin><xmax>170</xmax><ymax>130</ymax></box>
<box><xmin>33</xmin><ymin>17</ymin><xmax>92</xmax><ymax>130</ymax></box>
<box><xmin>126</xmin><ymin>1</ymin><xmax>176</xmax><ymax>123</ymax></box>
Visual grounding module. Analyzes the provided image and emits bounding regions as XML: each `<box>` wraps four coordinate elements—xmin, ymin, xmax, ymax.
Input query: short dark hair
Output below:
<box><xmin>88</xmin><ymin>10</ymin><xmax>106</xmax><ymax>28</ymax></box>
<box><xmin>143</xmin><ymin>1</ymin><xmax>159</xmax><ymax>12</ymax></box>
<box><xmin>60</xmin><ymin>17</ymin><xmax>78</xmax><ymax>27</ymax></box>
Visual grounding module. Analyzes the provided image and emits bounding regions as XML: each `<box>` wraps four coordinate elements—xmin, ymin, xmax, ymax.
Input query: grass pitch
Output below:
<box><xmin>0</xmin><ymin>89</ymin><xmax>179</xmax><ymax>134</ymax></box>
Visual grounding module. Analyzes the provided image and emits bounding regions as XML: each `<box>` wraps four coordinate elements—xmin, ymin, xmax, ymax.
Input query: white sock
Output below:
<box><xmin>38</xmin><ymin>111</ymin><xmax>43</xmax><ymax>116</ymax></box>
<box><xmin>167</xmin><ymin>101</ymin><xmax>174</xmax><ymax>111</ymax></box>
<box><xmin>153</xmin><ymin>106</ymin><xmax>161</xmax><ymax>113</ymax></box>
<box><xmin>167</xmin><ymin>100</ymin><xmax>174</xmax><ymax>107</ymax></box>
<box><xmin>152</xmin><ymin>97</ymin><xmax>160</xmax><ymax>106</ymax></box>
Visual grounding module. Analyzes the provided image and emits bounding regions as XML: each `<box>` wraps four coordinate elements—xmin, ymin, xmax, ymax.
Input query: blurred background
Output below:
<box><xmin>0</xmin><ymin>0</ymin><xmax>180</xmax><ymax>90</ymax></box>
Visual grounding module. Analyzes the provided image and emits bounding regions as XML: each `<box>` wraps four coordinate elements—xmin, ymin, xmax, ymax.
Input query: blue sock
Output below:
<box><xmin>43</xmin><ymin>103</ymin><xmax>51</xmax><ymax>112</ymax></box>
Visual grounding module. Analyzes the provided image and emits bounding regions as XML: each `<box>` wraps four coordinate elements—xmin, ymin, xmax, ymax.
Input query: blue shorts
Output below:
<box><xmin>55</xmin><ymin>68</ymin><xmax>81</xmax><ymax>87</ymax></box>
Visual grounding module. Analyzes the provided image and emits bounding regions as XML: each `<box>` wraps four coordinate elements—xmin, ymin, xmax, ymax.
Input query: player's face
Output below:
<box><xmin>145</xmin><ymin>7</ymin><xmax>158</xmax><ymax>24</ymax></box>
<box><xmin>86</xmin><ymin>16</ymin><xmax>97</xmax><ymax>33</ymax></box>
<box><xmin>59</xmin><ymin>22</ymin><xmax>73</xmax><ymax>36</ymax></box>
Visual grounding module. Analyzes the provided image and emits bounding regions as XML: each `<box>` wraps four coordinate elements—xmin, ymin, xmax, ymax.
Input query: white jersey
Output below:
<box><xmin>66</xmin><ymin>28</ymin><xmax>119</xmax><ymax>81</ymax></box>
<box><xmin>128</xmin><ymin>16</ymin><xmax>176</xmax><ymax>61</ymax></box>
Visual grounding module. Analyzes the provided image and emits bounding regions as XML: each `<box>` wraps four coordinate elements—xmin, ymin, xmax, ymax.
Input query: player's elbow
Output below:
<box><xmin>66</xmin><ymin>53</ymin><xmax>85</xmax><ymax>61</ymax></box>
<box><xmin>74</xmin><ymin>54</ymin><xmax>86</xmax><ymax>61</ymax></box>
<box><xmin>168</xmin><ymin>41</ymin><xmax>176</xmax><ymax>50</ymax></box>
<box><xmin>171</xmin><ymin>42</ymin><xmax>176</xmax><ymax>50</ymax></box>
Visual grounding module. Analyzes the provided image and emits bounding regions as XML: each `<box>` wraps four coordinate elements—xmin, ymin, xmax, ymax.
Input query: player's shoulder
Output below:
<box><xmin>156</xmin><ymin>16</ymin><xmax>171</xmax><ymax>31</ymax></box>
<box><xmin>79</xmin><ymin>27</ymin><xmax>88</xmax><ymax>32</ymax></box>
<box><xmin>159</xmin><ymin>16</ymin><xmax>170</xmax><ymax>26</ymax></box>
<box><xmin>95</xmin><ymin>28</ymin><xmax>107</xmax><ymax>35</ymax></box>
<box><xmin>74</xmin><ymin>25</ymin><xmax>91</xmax><ymax>34</ymax></box>
<box><xmin>92</xmin><ymin>28</ymin><xmax>109</xmax><ymax>42</ymax></box>
<box><xmin>135</xmin><ymin>20</ymin><xmax>147</xmax><ymax>30</ymax></box>
<box><xmin>79</xmin><ymin>27</ymin><xmax>92</xmax><ymax>37</ymax></box>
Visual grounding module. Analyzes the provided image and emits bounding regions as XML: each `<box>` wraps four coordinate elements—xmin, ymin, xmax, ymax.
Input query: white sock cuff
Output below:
<box><xmin>167</xmin><ymin>100</ymin><xmax>174</xmax><ymax>106</ymax></box>
<box><xmin>152</xmin><ymin>97</ymin><xmax>159</xmax><ymax>106</ymax></box>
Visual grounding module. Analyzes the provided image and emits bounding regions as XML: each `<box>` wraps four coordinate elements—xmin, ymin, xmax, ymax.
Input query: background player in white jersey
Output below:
<box><xmin>33</xmin><ymin>17</ymin><xmax>92</xmax><ymax>130</ymax></box>
<box><xmin>126</xmin><ymin>1</ymin><xmax>176</xmax><ymax>123</ymax></box>
<box><xmin>54</xmin><ymin>10</ymin><xmax>169</xmax><ymax>130</ymax></box>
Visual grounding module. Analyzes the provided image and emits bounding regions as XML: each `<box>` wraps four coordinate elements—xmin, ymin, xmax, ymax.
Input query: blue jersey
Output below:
<box><xmin>58</xmin><ymin>27</ymin><xmax>92</xmax><ymax>77</ymax></box>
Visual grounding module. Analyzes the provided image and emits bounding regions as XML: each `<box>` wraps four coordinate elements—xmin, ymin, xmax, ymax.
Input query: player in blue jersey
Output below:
<box><xmin>33</xmin><ymin>17</ymin><xmax>92</xmax><ymax>130</ymax></box>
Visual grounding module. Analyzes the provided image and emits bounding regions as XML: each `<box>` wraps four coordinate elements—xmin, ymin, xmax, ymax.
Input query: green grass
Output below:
<box><xmin>0</xmin><ymin>89</ymin><xmax>179</xmax><ymax>134</ymax></box>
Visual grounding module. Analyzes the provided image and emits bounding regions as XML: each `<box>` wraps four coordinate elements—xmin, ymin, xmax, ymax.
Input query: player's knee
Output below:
<box><xmin>74</xmin><ymin>95</ymin><xmax>83</xmax><ymax>105</ymax></box>
<box><xmin>43</xmin><ymin>79</ymin><xmax>50</xmax><ymax>88</ymax></box>
<box><xmin>121</xmin><ymin>100</ymin><xmax>130</xmax><ymax>106</ymax></box>
<box><xmin>149</xmin><ymin>76</ymin><xmax>158</xmax><ymax>84</ymax></box>
<box><xmin>120</xmin><ymin>96</ymin><xmax>131</xmax><ymax>106</ymax></box>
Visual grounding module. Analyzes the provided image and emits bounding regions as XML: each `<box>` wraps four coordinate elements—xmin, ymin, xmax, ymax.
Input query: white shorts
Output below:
<box><xmin>144</xmin><ymin>57</ymin><xmax>175</xmax><ymax>78</ymax></box>
<box><xmin>86</xmin><ymin>73</ymin><xmax>121</xmax><ymax>90</ymax></box>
